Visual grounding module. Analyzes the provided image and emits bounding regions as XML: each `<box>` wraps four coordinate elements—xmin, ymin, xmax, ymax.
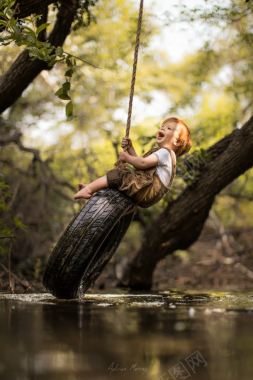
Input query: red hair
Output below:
<box><xmin>161</xmin><ymin>116</ymin><xmax>192</xmax><ymax>157</ymax></box>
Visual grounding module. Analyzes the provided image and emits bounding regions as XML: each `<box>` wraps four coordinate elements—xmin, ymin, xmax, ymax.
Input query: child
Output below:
<box><xmin>74</xmin><ymin>117</ymin><xmax>192</xmax><ymax>208</ymax></box>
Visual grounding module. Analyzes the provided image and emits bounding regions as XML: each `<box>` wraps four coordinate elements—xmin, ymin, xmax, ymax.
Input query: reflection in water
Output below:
<box><xmin>0</xmin><ymin>290</ymin><xmax>253</xmax><ymax>380</ymax></box>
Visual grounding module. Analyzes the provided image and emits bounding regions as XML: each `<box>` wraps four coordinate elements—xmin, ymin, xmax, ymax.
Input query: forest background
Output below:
<box><xmin>0</xmin><ymin>0</ymin><xmax>252</xmax><ymax>292</ymax></box>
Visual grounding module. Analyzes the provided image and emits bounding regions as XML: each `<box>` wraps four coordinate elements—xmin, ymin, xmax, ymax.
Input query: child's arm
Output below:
<box><xmin>119</xmin><ymin>151</ymin><xmax>158</xmax><ymax>170</ymax></box>
<box><xmin>121</xmin><ymin>137</ymin><xmax>137</xmax><ymax>156</ymax></box>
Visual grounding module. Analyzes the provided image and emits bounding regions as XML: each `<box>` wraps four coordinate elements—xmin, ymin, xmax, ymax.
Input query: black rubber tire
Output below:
<box><xmin>43</xmin><ymin>189</ymin><xmax>136</xmax><ymax>299</ymax></box>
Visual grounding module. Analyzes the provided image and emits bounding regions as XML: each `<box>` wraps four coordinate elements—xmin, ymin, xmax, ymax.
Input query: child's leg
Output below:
<box><xmin>74</xmin><ymin>176</ymin><xmax>108</xmax><ymax>199</ymax></box>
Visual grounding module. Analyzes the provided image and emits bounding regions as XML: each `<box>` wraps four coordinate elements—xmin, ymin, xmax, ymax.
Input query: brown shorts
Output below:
<box><xmin>106</xmin><ymin>164</ymin><xmax>168</xmax><ymax>208</ymax></box>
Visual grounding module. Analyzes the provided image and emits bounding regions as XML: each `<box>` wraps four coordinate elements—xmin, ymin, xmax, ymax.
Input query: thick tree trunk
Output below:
<box><xmin>13</xmin><ymin>0</ymin><xmax>55</xmax><ymax>19</ymax></box>
<box><xmin>0</xmin><ymin>0</ymin><xmax>79</xmax><ymax>114</ymax></box>
<box><xmin>120</xmin><ymin>116</ymin><xmax>253</xmax><ymax>289</ymax></box>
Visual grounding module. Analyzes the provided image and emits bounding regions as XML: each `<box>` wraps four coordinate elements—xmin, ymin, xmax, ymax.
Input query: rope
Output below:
<box><xmin>125</xmin><ymin>0</ymin><xmax>144</xmax><ymax>138</ymax></box>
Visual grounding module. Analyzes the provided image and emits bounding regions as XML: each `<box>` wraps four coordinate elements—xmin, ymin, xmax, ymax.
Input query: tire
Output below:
<box><xmin>43</xmin><ymin>189</ymin><xmax>136</xmax><ymax>299</ymax></box>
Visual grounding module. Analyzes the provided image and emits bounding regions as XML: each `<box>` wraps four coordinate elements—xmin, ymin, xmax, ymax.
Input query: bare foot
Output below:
<box><xmin>74</xmin><ymin>185</ymin><xmax>92</xmax><ymax>200</ymax></box>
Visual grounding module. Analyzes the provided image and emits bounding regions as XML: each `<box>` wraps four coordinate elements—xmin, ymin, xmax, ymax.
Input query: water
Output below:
<box><xmin>1</xmin><ymin>289</ymin><xmax>253</xmax><ymax>380</ymax></box>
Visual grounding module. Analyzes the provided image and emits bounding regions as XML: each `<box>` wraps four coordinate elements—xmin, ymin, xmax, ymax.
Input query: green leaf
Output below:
<box><xmin>4</xmin><ymin>8</ymin><xmax>13</xmax><ymax>19</ymax></box>
<box><xmin>9</xmin><ymin>17</ymin><xmax>16</xmax><ymax>28</ymax></box>
<box><xmin>65</xmin><ymin>68</ymin><xmax>73</xmax><ymax>77</ymax></box>
<box><xmin>62</xmin><ymin>81</ymin><xmax>70</xmax><ymax>92</ymax></box>
<box><xmin>59</xmin><ymin>93</ymin><xmax>71</xmax><ymax>100</ymax></box>
<box><xmin>36</xmin><ymin>22</ymin><xmax>49</xmax><ymax>35</ymax></box>
<box><xmin>66</xmin><ymin>101</ymin><xmax>73</xmax><ymax>118</ymax></box>
<box><xmin>55</xmin><ymin>87</ymin><xmax>64</xmax><ymax>97</ymax></box>
<box><xmin>55</xmin><ymin>87</ymin><xmax>71</xmax><ymax>100</ymax></box>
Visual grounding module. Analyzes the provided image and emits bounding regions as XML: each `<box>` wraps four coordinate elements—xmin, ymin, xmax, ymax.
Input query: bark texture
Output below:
<box><xmin>0</xmin><ymin>0</ymin><xmax>79</xmax><ymax>114</ymax></box>
<box><xmin>120</xmin><ymin>116</ymin><xmax>253</xmax><ymax>289</ymax></box>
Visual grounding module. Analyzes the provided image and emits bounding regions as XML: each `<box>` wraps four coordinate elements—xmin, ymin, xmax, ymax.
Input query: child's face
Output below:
<box><xmin>156</xmin><ymin>121</ymin><xmax>180</xmax><ymax>146</ymax></box>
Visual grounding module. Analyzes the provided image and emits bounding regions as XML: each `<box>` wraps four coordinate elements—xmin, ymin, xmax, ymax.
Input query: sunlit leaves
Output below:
<box><xmin>54</xmin><ymin>57</ymin><xmax>76</xmax><ymax>118</ymax></box>
<box><xmin>0</xmin><ymin>0</ymin><xmax>97</xmax><ymax>118</ymax></box>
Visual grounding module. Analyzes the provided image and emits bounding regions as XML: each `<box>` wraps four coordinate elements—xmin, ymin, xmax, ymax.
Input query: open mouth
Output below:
<box><xmin>157</xmin><ymin>130</ymin><xmax>165</xmax><ymax>139</ymax></box>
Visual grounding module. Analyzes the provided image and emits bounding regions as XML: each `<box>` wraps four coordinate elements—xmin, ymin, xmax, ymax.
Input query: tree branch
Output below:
<box><xmin>0</xmin><ymin>262</ymin><xmax>32</xmax><ymax>290</ymax></box>
<box><xmin>0</xmin><ymin>0</ymin><xmax>79</xmax><ymax>114</ymax></box>
<box><xmin>0</xmin><ymin>130</ymin><xmax>41</xmax><ymax>159</ymax></box>
<box><xmin>120</xmin><ymin>116</ymin><xmax>253</xmax><ymax>289</ymax></box>
<box><xmin>0</xmin><ymin>129</ymin><xmax>75</xmax><ymax>192</ymax></box>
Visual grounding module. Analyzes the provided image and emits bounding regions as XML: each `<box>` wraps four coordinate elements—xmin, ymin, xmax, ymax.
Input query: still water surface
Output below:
<box><xmin>1</xmin><ymin>289</ymin><xmax>253</xmax><ymax>380</ymax></box>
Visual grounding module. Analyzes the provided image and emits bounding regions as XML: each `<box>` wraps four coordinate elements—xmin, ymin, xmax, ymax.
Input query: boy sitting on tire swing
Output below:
<box><xmin>74</xmin><ymin>116</ymin><xmax>192</xmax><ymax>208</ymax></box>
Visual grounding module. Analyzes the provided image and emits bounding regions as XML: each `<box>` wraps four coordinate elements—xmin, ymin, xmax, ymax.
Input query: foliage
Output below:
<box><xmin>164</xmin><ymin>0</ymin><xmax>253</xmax><ymax>115</ymax></box>
<box><xmin>0</xmin><ymin>0</ymin><xmax>252</xmax><ymax>283</ymax></box>
<box><xmin>0</xmin><ymin>0</ymin><xmax>98</xmax><ymax>117</ymax></box>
